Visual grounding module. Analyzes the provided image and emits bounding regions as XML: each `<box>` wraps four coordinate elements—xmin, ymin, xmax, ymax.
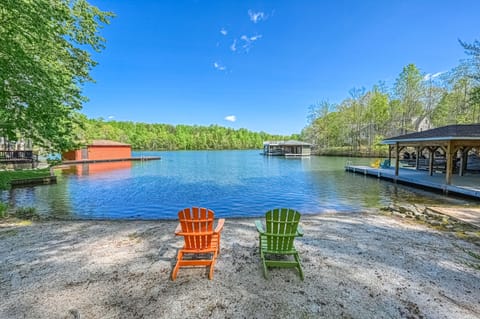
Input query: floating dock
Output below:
<box><xmin>61</xmin><ymin>156</ymin><xmax>160</xmax><ymax>165</ymax></box>
<box><xmin>345</xmin><ymin>165</ymin><xmax>480</xmax><ymax>200</ymax></box>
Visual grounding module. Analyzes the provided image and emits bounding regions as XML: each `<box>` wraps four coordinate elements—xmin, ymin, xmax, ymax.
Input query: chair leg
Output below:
<box><xmin>294</xmin><ymin>253</ymin><xmax>304</xmax><ymax>281</ymax></box>
<box><xmin>262</xmin><ymin>260</ymin><xmax>269</xmax><ymax>279</ymax></box>
<box><xmin>260</xmin><ymin>250</ymin><xmax>269</xmax><ymax>279</ymax></box>
<box><xmin>171</xmin><ymin>251</ymin><xmax>183</xmax><ymax>280</ymax></box>
<box><xmin>209</xmin><ymin>251</ymin><xmax>218</xmax><ymax>280</ymax></box>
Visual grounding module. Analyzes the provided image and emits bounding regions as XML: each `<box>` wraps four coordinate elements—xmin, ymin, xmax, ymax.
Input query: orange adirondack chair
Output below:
<box><xmin>171</xmin><ymin>207</ymin><xmax>225</xmax><ymax>280</ymax></box>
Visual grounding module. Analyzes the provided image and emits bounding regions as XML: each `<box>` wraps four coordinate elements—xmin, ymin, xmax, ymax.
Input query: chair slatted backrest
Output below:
<box><xmin>265</xmin><ymin>208</ymin><xmax>301</xmax><ymax>252</ymax></box>
<box><xmin>178</xmin><ymin>207</ymin><xmax>214</xmax><ymax>250</ymax></box>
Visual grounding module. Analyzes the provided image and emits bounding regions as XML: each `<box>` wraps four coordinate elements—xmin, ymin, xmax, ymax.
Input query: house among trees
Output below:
<box><xmin>0</xmin><ymin>137</ymin><xmax>37</xmax><ymax>168</ymax></box>
<box><xmin>62</xmin><ymin>140</ymin><xmax>132</xmax><ymax>162</ymax></box>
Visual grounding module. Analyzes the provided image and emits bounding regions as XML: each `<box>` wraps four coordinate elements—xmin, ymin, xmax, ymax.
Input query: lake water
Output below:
<box><xmin>1</xmin><ymin>150</ymin><xmax>476</xmax><ymax>219</ymax></box>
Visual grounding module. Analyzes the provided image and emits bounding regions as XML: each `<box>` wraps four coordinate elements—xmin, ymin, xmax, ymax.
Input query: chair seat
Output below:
<box><xmin>256</xmin><ymin>208</ymin><xmax>304</xmax><ymax>280</ymax></box>
<box><xmin>171</xmin><ymin>207</ymin><xmax>225</xmax><ymax>280</ymax></box>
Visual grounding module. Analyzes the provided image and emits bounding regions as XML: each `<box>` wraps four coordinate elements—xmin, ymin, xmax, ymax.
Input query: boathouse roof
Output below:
<box><xmin>382</xmin><ymin>124</ymin><xmax>480</xmax><ymax>144</ymax></box>
<box><xmin>89</xmin><ymin>140</ymin><xmax>131</xmax><ymax>146</ymax></box>
<box><xmin>263</xmin><ymin>140</ymin><xmax>311</xmax><ymax>146</ymax></box>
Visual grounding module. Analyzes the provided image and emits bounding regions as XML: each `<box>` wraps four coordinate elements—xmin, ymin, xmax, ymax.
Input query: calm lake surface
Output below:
<box><xmin>1</xmin><ymin>150</ymin><xmax>477</xmax><ymax>219</ymax></box>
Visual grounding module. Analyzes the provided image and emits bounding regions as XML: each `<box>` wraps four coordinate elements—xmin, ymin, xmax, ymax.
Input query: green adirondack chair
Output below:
<box><xmin>255</xmin><ymin>208</ymin><xmax>304</xmax><ymax>280</ymax></box>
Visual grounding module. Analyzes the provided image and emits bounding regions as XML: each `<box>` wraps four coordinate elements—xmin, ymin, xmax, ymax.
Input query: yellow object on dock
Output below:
<box><xmin>370</xmin><ymin>159</ymin><xmax>381</xmax><ymax>168</ymax></box>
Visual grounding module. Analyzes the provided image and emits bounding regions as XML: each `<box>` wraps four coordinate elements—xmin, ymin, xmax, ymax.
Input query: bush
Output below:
<box><xmin>14</xmin><ymin>207</ymin><xmax>39</xmax><ymax>220</ymax></box>
<box><xmin>46</xmin><ymin>158</ymin><xmax>62</xmax><ymax>167</ymax></box>
<box><xmin>0</xmin><ymin>202</ymin><xmax>7</xmax><ymax>218</ymax></box>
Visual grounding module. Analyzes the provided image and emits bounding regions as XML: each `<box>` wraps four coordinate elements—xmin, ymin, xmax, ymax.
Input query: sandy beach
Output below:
<box><xmin>0</xmin><ymin>211</ymin><xmax>479</xmax><ymax>319</ymax></box>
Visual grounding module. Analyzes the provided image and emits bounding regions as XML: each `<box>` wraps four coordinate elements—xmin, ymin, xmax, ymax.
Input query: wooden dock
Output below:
<box><xmin>61</xmin><ymin>156</ymin><xmax>160</xmax><ymax>165</ymax></box>
<box><xmin>10</xmin><ymin>176</ymin><xmax>57</xmax><ymax>188</ymax></box>
<box><xmin>345</xmin><ymin>165</ymin><xmax>480</xmax><ymax>200</ymax></box>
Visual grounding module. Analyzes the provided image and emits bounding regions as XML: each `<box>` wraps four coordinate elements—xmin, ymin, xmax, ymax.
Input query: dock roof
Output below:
<box><xmin>263</xmin><ymin>140</ymin><xmax>311</xmax><ymax>146</ymax></box>
<box><xmin>89</xmin><ymin>140</ymin><xmax>131</xmax><ymax>146</ymax></box>
<box><xmin>382</xmin><ymin>124</ymin><xmax>480</xmax><ymax>144</ymax></box>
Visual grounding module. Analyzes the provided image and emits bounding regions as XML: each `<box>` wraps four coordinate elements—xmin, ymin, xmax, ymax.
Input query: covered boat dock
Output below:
<box><xmin>346</xmin><ymin>124</ymin><xmax>480</xmax><ymax>199</ymax></box>
<box><xmin>263</xmin><ymin>140</ymin><xmax>311</xmax><ymax>157</ymax></box>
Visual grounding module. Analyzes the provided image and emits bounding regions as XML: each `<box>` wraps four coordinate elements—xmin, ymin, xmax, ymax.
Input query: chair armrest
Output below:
<box><xmin>174</xmin><ymin>223</ymin><xmax>182</xmax><ymax>235</ymax></box>
<box><xmin>255</xmin><ymin>220</ymin><xmax>265</xmax><ymax>234</ymax></box>
<box><xmin>214</xmin><ymin>218</ymin><xmax>225</xmax><ymax>233</ymax></box>
<box><xmin>296</xmin><ymin>225</ymin><xmax>304</xmax><ymax>237</ymax></box>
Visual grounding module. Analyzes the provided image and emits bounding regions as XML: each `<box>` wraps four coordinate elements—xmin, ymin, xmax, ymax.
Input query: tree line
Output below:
<box><xmin>81</xmin><ymin>118</ymin><xmax>298</xmax><ymax>150</ymax></box>
<box><xmin>302</xmin><ymin>40</ymin><xmax>480</xmax><ymax>155</ymax></box>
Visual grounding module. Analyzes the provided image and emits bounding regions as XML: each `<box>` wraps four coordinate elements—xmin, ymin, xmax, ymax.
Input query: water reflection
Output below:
<box><xmin>60</xmin><ymin>161</ymin><xmax>132</xmax><ymax>176</ymax></box>
<box><xmin>1</xmin><ymin>150</ymin><xmax>477</xmax><ymax>219</ymax></box>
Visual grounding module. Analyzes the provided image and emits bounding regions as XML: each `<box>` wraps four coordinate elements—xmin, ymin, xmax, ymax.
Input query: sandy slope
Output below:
<box><xmin>0</xmin><ymin>212</ymin><xmax>479</xmax><ymax>319</ymax></box>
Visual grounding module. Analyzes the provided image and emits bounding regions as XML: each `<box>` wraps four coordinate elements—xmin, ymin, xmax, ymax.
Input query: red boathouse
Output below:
<box><xmin>62</xmin><ymin>140</ymin><xmax>132</xmax><ymax>161</ymax></box>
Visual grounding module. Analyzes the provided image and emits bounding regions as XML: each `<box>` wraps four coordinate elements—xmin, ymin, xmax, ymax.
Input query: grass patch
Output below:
<box><xmin>0</xmin><ymin>202</ymin><xmax>7</xmax><ymax>218</ymax></box>
<box><xmin>0</xmin><ymin>168</ymin><xmax>51</xmax><ymax>190</ymax></box>
<box><xmin>13</xmin><ymin>207</ymin><xmax>39</xmax><ymax>220</ymax></box>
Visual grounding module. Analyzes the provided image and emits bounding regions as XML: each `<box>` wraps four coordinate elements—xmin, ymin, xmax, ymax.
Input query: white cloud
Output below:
<box><xmin>249</xmin><ymin>34</ymin><xmax>262</xmax><ymax>41</ymax></box>
<box><xmin>107</xmin><ymin>115</ymin><xmax>115</xmax><ymax>120</ymax></box>
<box><xmin>423</xmin><ymin>71</ymin><xmax>445</xmax><ymax>81</ymax></box>
<box><xmin>248</xmin><ymin>10</ymin><xmax>266</xmax><ymax>23</ymax></box>
<box><xmin>230</xmin><ymin>39</ymin><xmax>237</xmax><ymax>52</ymax></box>
<box><xmin>213</xmin><ymin>62</ymin><xmax>226</xmax><ymax>71</ymax></box>
<box><xmin>225</xmin><ymin>115</ymin><xmax>236</xmax><ymax>122</ymax></box>
<box><xmin>239</xmin><ymin>34</ymin><xmax>262</xmax><ymax>52</ymax></box>
<box><xmin>220</xmin><ymin>28</ymin><xmax>227</xmax><ymax>36</ymax></box>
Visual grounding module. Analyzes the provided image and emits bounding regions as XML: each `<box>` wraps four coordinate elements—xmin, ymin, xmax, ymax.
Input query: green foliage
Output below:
<box><xmin>13</xmin><ymin>206</ymin><xmax>39</xmax><ymax>220</ymax></box>
<box><xmin>0</xmin><ymin>202</ymin><xmax>7</xmax><ymax>218</ymax></box>
<box><xmin>0</xmin><ymin>0</ymin><xmax>114</xmax><ymax>153</ymax></box>
<box><xmin>393</xmin><ymin>64</ymin><xmax>425</xmax><ymax>134</ymax></box>
<box><xmin>0</xmin><ymin>168</ymin><xmax>51</xmax><ymax>190</ymax></box>
<box><xmin>81</xmin><ymin>119</ymin><xmax>296</xmax><ymax>150</ymax></box>
<box><xmin>46</xmin><ymin>158</ymin><xmax>63</xmax><ymax>167</ymax></box>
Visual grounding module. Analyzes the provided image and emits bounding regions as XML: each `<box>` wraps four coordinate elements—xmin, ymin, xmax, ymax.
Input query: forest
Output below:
<box><xmin>301</xmin><ymin>40</ymin><xmax>480</xmax><ymax>155</ymax></box>
<box><xmin>81</xmin><ymin>118</ymin><xmax>298</xmax><ymax>150</ymax></box>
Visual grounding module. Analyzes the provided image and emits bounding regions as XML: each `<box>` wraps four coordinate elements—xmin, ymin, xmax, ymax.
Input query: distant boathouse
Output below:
<box><xmin>263</xmin><ymin>140</ymin><xmax>312</xmax><ymax>157</ymax></box>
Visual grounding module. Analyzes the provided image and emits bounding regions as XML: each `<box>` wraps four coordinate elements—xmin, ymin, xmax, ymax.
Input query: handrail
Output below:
<box><xmin>0</xmin><ymin>150</ymin><xmax>37</xmax><ymax>161</ymax></box>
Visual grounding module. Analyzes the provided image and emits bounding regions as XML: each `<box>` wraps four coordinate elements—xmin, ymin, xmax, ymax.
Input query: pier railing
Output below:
<box><xmin>0</xmin><ymin>150</ymin><xmax>38</xmax><ymax>167</ymax></box>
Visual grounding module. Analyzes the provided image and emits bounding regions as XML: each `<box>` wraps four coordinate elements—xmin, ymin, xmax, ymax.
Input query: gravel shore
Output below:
<box><xmin>1</xmin><ymin>211</ymin><xmax>479</xmax><ymax>318</ymax></box>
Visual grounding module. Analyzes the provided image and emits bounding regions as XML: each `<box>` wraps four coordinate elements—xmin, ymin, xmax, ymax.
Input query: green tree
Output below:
<box><xmin>0</xmin><ymin>0</ymin><xmax>113</xmax><ymax>153</ymax></box>
<box><xmin>432</xmin><ymin>63</ymin><xmax>479</xmax><ymax>126</ymax></box>
<box><xmin>303</xmin><ymin>101</ymin><xmax>337</xmax><ymax>148</ymax></box>
<box><xmin>364</xmin><ymin>88</ymin><xmax>389</xmax><ymax>150</ymax></box>
<box><xmin>393</xmin><ymin>64</ymin><xmax>425</xmax><ymax>134</ymax></box>
<box><xmin>344</xmin><ymin>88</ymin><xmax>367</xmax><ymax>152</ymax></box>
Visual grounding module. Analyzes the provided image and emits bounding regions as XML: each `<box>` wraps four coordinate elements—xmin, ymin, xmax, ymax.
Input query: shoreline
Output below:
<box><xmin>1</xmin><ymin>210</ymin><xmax>479</xmax><ymax>318</ymax></box>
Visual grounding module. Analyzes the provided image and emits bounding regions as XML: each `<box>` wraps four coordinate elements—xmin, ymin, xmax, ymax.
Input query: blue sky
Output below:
<box><xmin>83</xmin><ymin>0</ymin><xmax>480</xmax><ymax>135</ymax></box>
